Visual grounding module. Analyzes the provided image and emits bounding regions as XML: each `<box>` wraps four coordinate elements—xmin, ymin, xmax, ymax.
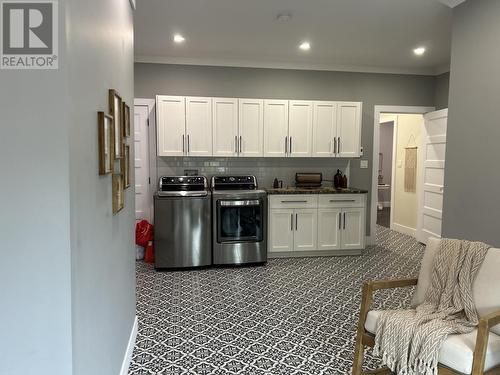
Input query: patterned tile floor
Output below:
<box><xmin>129</xmin><ymin>226</ymin><xmax>425</xmax><ymax>375</ymax></box>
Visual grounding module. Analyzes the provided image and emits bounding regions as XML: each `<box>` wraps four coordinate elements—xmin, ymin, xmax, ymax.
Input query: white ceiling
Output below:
<box><xmin>134</xmin><ymin>0</ymin><xmax>452</xmax><ymax>75</ymax></box>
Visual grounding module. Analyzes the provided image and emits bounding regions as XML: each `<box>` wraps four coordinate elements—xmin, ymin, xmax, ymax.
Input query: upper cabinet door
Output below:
<box><xmin>156</xmin><ymin>95</ymin><xmax>186</xmax><ymax>156</ymax></box>
<box><xmin>212</xmin><ymin>98</ymin><xmax>238</xmax><ymax>157</ymax></box>
<box><xmin>263</xmin><ymin>100</ymin><xmax>289</xmax><ymax>157</ymax></box>
<box><xmin>239</xmin><ymin>99</ymin><xmax>264</xmax><ymax>157</ymax></box>
<box><xmin>185</xmin><ymin>97</ymin><xmax>213</xmax><ymax>156</ymax></box>
<box><xmin>337</xmin><ymin>102</ymin><xmax>362</xmax><ymax>158</ymax></box>
<box><xmin>288</xmin><ymin>101</ymin><xmax>313</xmax><ymax>157</ymax></box>
<box><xmin>312</xmin><ymin>101</ymin><xmax>337</xmax><ymax>157</ymax></box>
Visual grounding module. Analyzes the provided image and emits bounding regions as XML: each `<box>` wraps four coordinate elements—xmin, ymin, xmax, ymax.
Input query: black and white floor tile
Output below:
<box><xmin>129</xmin><ymin>226</ymin><xmax>425</xmax><ymax>375</ymax></box>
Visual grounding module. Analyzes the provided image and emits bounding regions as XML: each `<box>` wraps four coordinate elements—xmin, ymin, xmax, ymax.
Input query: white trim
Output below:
<box><xmin>129</xmin><ymin>0</ymin><xmax>136</xmax><ymax>10</ymax></box>
<box><xmin>392</xmin><ymin>223</ymin><xmax>416</xmax><ymax>237</ymax></box>
<box><xmin>372</xmin><ymin>106</ymin><xmax>435</xmax><ymax>246</ymax></box>
<box><xmin>134</xmin><ymin>55</ymin><xmax>445</xmax><ymax>76</ymax></box>
<box><xmin>389</xmin><ymin>116</ymin><xmax>398</xmax><ymax>229</ymax></box>
<box><xmin>366</xmin><ymin>236</ymin><xmax>375</xmax><ymax>246</ymax></box>
<box><xmin>134</xmin><ymin>98</ymin><xmax>157</xmax><ymax>224</ymax></box>
<box><xmin>119</xmin><ymin>316</ymin><xmax>138</xmax><ymax>375</ymax></box>
<box><xmin>436</xmin><ymin>0</ymin><xmax>467</xmax><ymax>8</ymax></box>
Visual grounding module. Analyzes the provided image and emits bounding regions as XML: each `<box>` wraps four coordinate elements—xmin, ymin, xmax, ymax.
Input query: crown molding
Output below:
<box><xmin>436</xmin><ymin>0</ymin><xmax>467</xmax><ymax>8</ymax></box>
<box><xmin>135</xmin><ymin>55</ymin><xmax>443</xmax><ymax>76</ymax></box>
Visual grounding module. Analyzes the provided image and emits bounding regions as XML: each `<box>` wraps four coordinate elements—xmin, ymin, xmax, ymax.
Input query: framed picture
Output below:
<box><xmin>112</xmin><ymin>174</ymin><xmax>124</xmax><ymax>214</ymax></box>
<box><xmin>121</xmin><ymin>144</ymin><xmax>130</xmax><ymax>188</ymax></box>
<box><xmin>98</xmin><ymin>112</ymin><xmax>113</xmax><ymax>175</ymax></box>
<box><xmin>109</xmin><ymin>89</ymin><xmax>123</xmax><ymax>159</ymax></box>
<box><xmin>123</xmin><ymin>103</ymin><xmax>131</xmax><ymax>138</ymax></box>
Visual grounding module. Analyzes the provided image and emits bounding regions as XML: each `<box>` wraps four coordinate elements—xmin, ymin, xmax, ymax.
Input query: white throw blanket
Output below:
<box><xmin>373</xmin><ymin>239</ymin><xmax>490</xmax><ymax>375</ymax></box>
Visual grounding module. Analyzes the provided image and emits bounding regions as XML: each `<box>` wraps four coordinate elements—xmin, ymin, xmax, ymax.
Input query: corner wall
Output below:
<box><xmin>442</xmin><ymin>0</ymin><xmax>500</xmax><ymax>247</ymax></box>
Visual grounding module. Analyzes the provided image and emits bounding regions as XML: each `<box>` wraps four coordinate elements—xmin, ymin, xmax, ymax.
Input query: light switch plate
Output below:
<box><xmin>360</xmin><ymin>160</ymin><xmax>369</xmax><ymax>169</ymax></box>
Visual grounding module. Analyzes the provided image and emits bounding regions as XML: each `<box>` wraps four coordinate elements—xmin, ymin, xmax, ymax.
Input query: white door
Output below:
<box><xmin>289</xmin><ymin>101</ymin><xmax>313</xmax><ymax>157</ymax></box>
<box><xmin>293</xmin><ymin>209</ymin><xmax>318</xmax><ymax>251</ymax></box>
<box><xmin>312</xmin><ymin>101</ymin><xmax>337</xmax><ymax>157</ymax></box>
<box><xmin>134</xmin><ymin>104</ymin><xmax>151</xmax><ymax>222</ymax></box>
<box><xmin>269</xmin><ymin>209</ymin><xmax>294</xmax><ymax>252</ymax></box>
<box><xmin>156</xmin><ymin>95</ymin><xmax>185</xmax><ymax>156</ymax></box>
<box><xmin>341</xmin><ymin>208</ymin><xmax>365</xmax><ymax>250</ymax></box>
<box><xmin>416</xmin><ymin>109</ymin><xmax>448</xmax><ymax>244</ymax></box>
<box><xmin>185</xmin><ymin>97</ymin><xmax>213</xmax><ymax>156</ymax></box>
<box><xmin>337</xmin><ymin>102</ymin><xmax>362</xmax><ymax>158</ymax></box>
<box><xmin>264</xmin><ymin>100</ymin><xmax>289</xmax><ymax>157</ymax></box>
<box><xmin>317</xmin><ymin>208</ymin><xmax>342</xmax><ymax>250</ymax></box>
<box><xmin>212</xmin><ymin>98</ymin><xmax>238</xmax><ymax>157</ymax></box>
<box><xmin>239</xmin><ymin>99</ymin><xmax>264</xmax><ymax>157</ymax></box>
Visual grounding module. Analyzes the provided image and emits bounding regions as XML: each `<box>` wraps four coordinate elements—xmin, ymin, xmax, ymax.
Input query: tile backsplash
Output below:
<box><xmin>157</xmin><ymin>157</ymin><xmax>350</xmax><ymax>188</ymax></box>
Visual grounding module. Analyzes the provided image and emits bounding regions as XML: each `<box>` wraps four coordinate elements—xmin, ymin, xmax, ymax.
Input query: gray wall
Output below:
<box><xmin>442</xmin><ymin>0</ymin><xmax>500</xmax><ymax>247</ymax></box>
<box><xmin>0</xmin><ymin>3</ymin><xmax>73</xmax><ymax>374</ymax></box>
<box><xmin>434</xmin><ymin>72</ymin><xmax>450</xmax><ymax>110</ymax></box>
<box><xmin>136</xmin><ymin>63</ymin><xmax>438</xmax><ymax>235</ymax></box>
<box><xmin>66</xmin><ymin>0</ymin><xmax>136</xmax><ymax>374</ymax></box>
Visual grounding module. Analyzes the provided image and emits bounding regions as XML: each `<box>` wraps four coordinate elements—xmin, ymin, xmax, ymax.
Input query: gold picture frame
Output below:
<box><xmin>98</xmin><ymin>112</ymin><xmax>113</xmax><ymax>175</ymax></box>
<box><xmin>123</xmin><ymin>103</ymin><xmax>130</xmax><ymax>138</ymax></box>
<box><xmin>121</xmin><ymin>144</ymin><xmax>130</xmax><ymax>188</ymax></box>
<box><xmin>109</xmin><ymin>89</ymin><xmax>123</xmax><ymax>159</ymax></box>
<box><xmin>112</xmin><ymin>173</ymin><xmax>124</xmax><ymax>214</ymax></box>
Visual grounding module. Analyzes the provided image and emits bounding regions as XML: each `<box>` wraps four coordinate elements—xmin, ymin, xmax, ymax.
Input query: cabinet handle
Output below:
<box><xmin>187</xmin><ymin>135</ymin><xmax>190</xmax><ymax>153</ymax></box>
<box><xmin>182</xmin><ymin>135</ymin><xmax>185</xmax><ymax>153</ymax></box>
<box><xmin>285</xmin><ymin>137</ymin><xmax>288</xmax><ymax>154</ymax></box>
<box><xmin>290</xmin><ymin>213</ymin><xmax>293</xmax><ymax>231</ymax></box>
<box><xmin>295</xmin><ymin>213</ymin><xmax>298</xmax><ymax>231</ymax></box>
<box><xmin>343</xmin><ymin>212</ymin><xmax>346</xmax><ymax>230</ymax></box>
<box><xmin>334</xmin><ymin>138</ymin><xmax>337</xmax><ymax>155</ymax></box>
<box><xmin>290</xmin><ymin>137</ymin><xmax>292</xmax><ymax>154</ymax></box>
<box><xmin>338</xmin><ymin>137</ymin><xmax>341</xmax><ymax>154</ymax></box>
<box><xmin>281</xmin><ymin>200</ymin><xmax>308</xmax><ymax>203</ymax></box>
<box><xmin>235</xmin><ymin>136</ymin><xmax>238</xmax><ymax>153</ymax></box>
<box><xmin>339</xmin><ymin>212</ymin><xmax>341</xmax><ymax>230</ymax></box>
<box><xmin>329</xmin><ymin>199</ymin><xmax>356</xmax><ymax>203</ymax></box>
<box><xmin>239</xmin><ymin>136</ymin><xmax>242</xmax><ymax>154</ymax></box>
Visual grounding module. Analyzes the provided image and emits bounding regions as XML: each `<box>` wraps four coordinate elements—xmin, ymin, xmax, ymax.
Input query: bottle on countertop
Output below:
<box><xmin>341</xmin><ymin>174</ymin><xmax>348</xmax><ymax>189</ymax></box>
<box><xmin>334</xmin><ymin>169</ymin><xmax>343</xmax><ymax>189</ymax></box>
<box><xmin>273</xmin><ymin>178</ymin><xmax>283</xmax><ymax>189</ymax></box>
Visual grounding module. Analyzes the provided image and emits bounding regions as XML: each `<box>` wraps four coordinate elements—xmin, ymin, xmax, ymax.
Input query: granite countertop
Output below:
<box><xmin>265</xmin><ymin>186</ymin><xmax>369</xmax><ymax>195</ymax></box>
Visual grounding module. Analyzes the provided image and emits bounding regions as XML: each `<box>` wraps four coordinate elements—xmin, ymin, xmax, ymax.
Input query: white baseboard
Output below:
<box><xmin>392</xmin><ymin>222</ymin><xmax>416</xmax><ymax>237</ymax></box>
<box><xmin>119</xmin><ymin>315</ymin><xmax>138</xmax><ymax>375</ymax></box>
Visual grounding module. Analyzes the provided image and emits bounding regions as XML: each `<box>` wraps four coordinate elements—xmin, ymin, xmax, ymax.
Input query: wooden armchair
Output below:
<box><xmin>352</xmin><ymin>238</ymin><xmax>500</xmax><ymax>375</ymax></box>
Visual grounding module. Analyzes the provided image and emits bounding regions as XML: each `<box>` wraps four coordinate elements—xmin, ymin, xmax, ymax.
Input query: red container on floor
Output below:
<box><xmin>144</xmin><ymin>241</ymin><xmax>154</xmax><ymax>263</ymax></box>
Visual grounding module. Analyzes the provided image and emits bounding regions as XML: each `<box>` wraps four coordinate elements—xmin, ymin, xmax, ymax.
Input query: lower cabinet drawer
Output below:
<box><xmin>318</xmin><ymin>194</ymin><xmax>365</xmax><ymax>208</ymax></box>
<box><xmin>269</xmin><ymin>195</ymin><xmax>318</xmax><ymax>209</ymax></box>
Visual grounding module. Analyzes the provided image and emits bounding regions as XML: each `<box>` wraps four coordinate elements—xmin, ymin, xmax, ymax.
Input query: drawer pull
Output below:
<box><xmin>281</xmin><ymin>200</ymin><xmax>308</xmax><ymax>203</ymax></box>
<box><xmin>329</xmin><ymin>199</ymin><xmax>356</xmax><ymax>203</ymax></box>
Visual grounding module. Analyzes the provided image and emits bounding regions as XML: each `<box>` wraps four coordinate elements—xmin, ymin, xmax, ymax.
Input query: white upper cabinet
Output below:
<box><xmin>238</xmin><ymin>99</ymin><xmax>264</xmax><ymax>157</ymax></box>
<box><xmin>337</xmin><ymin>102</ymin><xmax>362</xmax><ymax>158</ymax></box>
<box><xmin>212</xmin><ymin>98</ymin><xmax>238</xmax><ymax>157</ymax></box>
<box><xmin>288</xmin><ymin>101</ymin><xmax>313</xmax><ymax>157</ymax></box>
<box><xmin>264</xmin><ymin>100</ymin><xmax>289</xmax><ymax>157</ymax></box>
<box><xmin>312</xmin><ymin>101</ymin><xmax>337</xmax><ymax>157</ymax></box>
<box><xmin>185</xmin><ymin>97</ymin><xmax>213</xmax><ymax>156</ymax></box>
<box><xmin>156</xmin><ymin>95</ymin><xmax>186</xmax><ymax>156</ymax></box>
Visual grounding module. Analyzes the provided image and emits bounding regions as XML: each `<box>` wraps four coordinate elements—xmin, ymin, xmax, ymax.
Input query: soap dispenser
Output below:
<box><xmin>334</xmin><ymin>170</ymin><xmax>342</xmax><ymax>189</ymax></box>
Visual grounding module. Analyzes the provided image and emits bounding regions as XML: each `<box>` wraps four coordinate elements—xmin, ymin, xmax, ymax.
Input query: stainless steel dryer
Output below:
<box><xmin>154</xmin><ymin>176</ymin><xmax>211</xmax><ymax>269</ymax></box>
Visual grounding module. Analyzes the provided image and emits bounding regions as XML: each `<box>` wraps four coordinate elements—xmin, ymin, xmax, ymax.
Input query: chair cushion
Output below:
<box><xmin>365</xmin><ymin>310</ymin><xmax>500</xmax><ymax>374</ymax></box>
<box><xmin>411</xmin><ymin>237</ymin><xmax>500</xmax><ymax>335</ymax></box>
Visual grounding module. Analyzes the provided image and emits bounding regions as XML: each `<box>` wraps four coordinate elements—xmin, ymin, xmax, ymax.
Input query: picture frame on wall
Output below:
<box><xmin>123</xmin><ymin>103</ymin><xmax>131</xmax><ymax>138</ymax></box>
<box><xmin>109</xmin><ymin>89</ymin><xmax>123</xmax><ymax>159</ymax></box>
<box><xmin>112</xmin><ymin>173</ymin><xmax>124</xmax><ymax>214</ymax></box>
<box><xmin>98</xmin><ymin>112</ymin><xmax>113</xmax><ymax>175</ymax></box>
<box><xmin>121</xmin><ymin>144</ymin><xmax>130</xmax><ymax>188</ymax></box>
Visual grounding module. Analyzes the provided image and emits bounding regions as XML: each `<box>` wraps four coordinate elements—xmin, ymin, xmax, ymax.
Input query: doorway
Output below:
<box><xmin>371</xmin><ymin>106</ymin><xmax>435</xmax><ymax>243</ymax></box>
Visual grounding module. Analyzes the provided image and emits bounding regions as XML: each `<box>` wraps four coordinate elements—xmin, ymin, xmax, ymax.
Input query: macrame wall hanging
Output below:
<box><xmin>404</xmin><ymin>134</ymin><xmax>418</xmax><ymax>193</ymax></box>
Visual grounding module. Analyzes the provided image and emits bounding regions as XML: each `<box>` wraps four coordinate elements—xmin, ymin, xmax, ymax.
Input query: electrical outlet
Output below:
<box><xmin>360</xmin><ymin>160</ymin><xmax>369</xmax><ymax>169</ymax></box>
<box><xmin>360</xmin><ymin>147</ymin><xmax>363</xmax><ymax>156</ymax></box>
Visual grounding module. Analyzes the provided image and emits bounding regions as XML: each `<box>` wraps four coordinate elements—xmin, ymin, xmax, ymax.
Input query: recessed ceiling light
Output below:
<box><xmin>173</xmin><ymin>34</ymin><xmax>185</xmax><ymax>43</ymax></box>
<box><xmin>276</xmin><ymin>13</ymin><xmax>292</xmax><ymax>22</ymax></box>
<box><xmin>413</xmin><ymin>46</ymin><xmax>426</xmax><ymax>56</ymax></box>
<box><xmin>299</xmin><ymin>41</ymin><xmax>311</xmax><ymax>51</ymax></box>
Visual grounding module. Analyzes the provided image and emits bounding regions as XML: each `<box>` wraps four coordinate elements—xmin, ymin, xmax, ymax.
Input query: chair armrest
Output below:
<box><xmin>368</xmin><ymin>278</ymin><xmax>419</xmax><ymax>291</ymax></box>
<box><xmin>471</xmin><ymin>309</ymin><xmax>500</xmax><ymax>374</ymax></box>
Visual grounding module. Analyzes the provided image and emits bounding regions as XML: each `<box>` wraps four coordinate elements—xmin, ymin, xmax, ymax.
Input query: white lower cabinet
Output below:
<box><xmin>269</xmin><ymin>194</ymin><xmax>366</xmax><ymax>256</ymax></box>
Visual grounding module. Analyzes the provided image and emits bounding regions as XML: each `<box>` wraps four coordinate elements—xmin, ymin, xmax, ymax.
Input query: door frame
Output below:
<box><xmin>134</xmin><ymin>98</ymin><xmax>157</xmax><ymax>223</ymax></box>
<box><xmin>371</xmin><ymin>106</ymin><xmax>434</xmax><ymax>243</ymax></box>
